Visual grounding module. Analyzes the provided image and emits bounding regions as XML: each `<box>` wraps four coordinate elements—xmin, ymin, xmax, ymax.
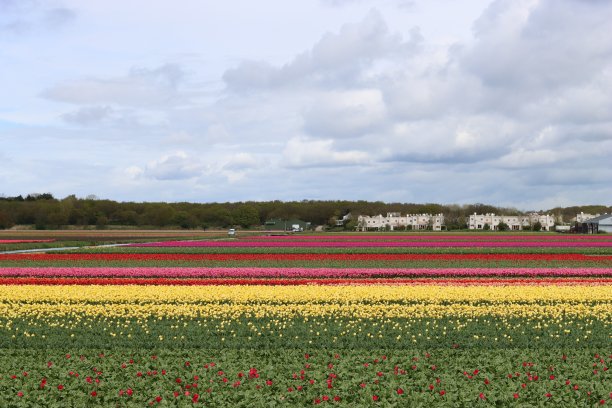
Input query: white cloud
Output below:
<box><xmin>0</xmin><ymin>2</ymin><xmax>75</xmax><ymax>35</ymax></box>
<box><xmin>463</xmin><ymin>0</ymin><xmax>612</xmax><ymax>92</ymax></box>
<box><xmin>222</xmin><ymin>153</ymin><xmax>262</xmax><ymax>171</ymax></box>
<box><xmin>282</xmin><ymin>137</ymin><xmax>369</xmax><ymax>168</ymax></box>
<box><xmin>223</xmin><ymin>9</ymin><xmax>421</xmax><ymax>91</ymax></box>
<box><xmin>143</xmin><ymin>152</ymin><xmax>207</xmax><ymax>181</ymax></box>
<box><xmin>43</xmin><ymin>64</ymin><xmax>186</xmax><ymax>108</ymax></box>
<box><xmin>303</xmin><ymin>89</ymin><xmax>386</xmax><ymax>138</ymax></box>
<box><xmin>124</xmin><ymin>165</ymin><xmax>144</xmax><ymax>180</ymax></box>
<box><xmin>61</xmin><ymin>105</ymin><xmax>113</xmax><ymax>125</ymax></box>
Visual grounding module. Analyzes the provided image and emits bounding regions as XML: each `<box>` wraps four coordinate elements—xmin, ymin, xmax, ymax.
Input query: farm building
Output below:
<box><xmin>263</xmin><ymin>218</ymin><xmax>311</xmax><ymax>232</ymax></box>
<box><xmin>577</xmin><ymin>214</ymin><xmax>612</xmax><ymax>234</ymax></box>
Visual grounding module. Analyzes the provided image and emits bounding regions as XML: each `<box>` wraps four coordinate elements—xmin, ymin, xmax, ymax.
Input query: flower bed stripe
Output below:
<box><xmin>244</xmin><ymin>234</ymin><xmax>612</xmax><ymax>241</ymax></box>
<box><xmin>2</xmin><ymin>253</ymin><xmax>609</xmax><ymax>261</ymax></box>
<box><xmin>130</xmin><ymin>240</ymin><xmax>612</xmax><ymax>247</ymax></box>
<box><xmin>1</xmin><ymin>277</ymin><xmax>611</xmax><ymax>286</ymax></box>
<box><xmin>0</xmin><ymin>284</ymin><xmax>610</xmax><ymax>319</ymax></box>
<box><xmin>1</xmin><ymin>284</ymin><xmax>610</xmax><ymax>303</ymax></box>
<box><xmin>0</xmin><ymin>239</ymin><xmax>55</xmax><ymax>244</ymax></box>
<box><xmin>1</xmin><ymin>267</ymin><xmax>611</xmax><ymax>278</ymax></box>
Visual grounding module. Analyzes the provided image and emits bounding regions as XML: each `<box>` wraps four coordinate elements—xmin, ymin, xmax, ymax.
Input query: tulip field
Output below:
<box><xmin>0</xmin><ymin>233</ymin><xmax>610</xmax><ymax>406</ymax></box>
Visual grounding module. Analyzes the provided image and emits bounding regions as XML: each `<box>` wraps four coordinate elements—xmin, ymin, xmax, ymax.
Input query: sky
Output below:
<box><xmin>1</xmin><ymin>0</ymin><xmax>611</xmax><ymax>210</ymax></box>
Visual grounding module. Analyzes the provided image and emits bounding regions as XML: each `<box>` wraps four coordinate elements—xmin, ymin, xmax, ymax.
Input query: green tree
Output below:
<box><xmin>233</xmin><ymin>205</ymin><xmax>260</xmax><ymax>228</ymax></box>
<box><xmin>96</xmin><ymin>215</ymin><xmax>108</xmax><ymax>229</ymax></box>
<box><xmin>173</xmin><ymin>211</ymin><xmax>198</xmax><ymax>229</ymax></box>
<box><xmin>0</xmin><ymin>210</ymin><xmax>14</xmax><ymax>229</ymax></box>
<box><xmin>483</xmin><ymin>223</ymin><xmax>490</xmax><ymax>231</ymax></box>
<box><xmin>497</xmin><ymin>222</ymin><xmax>509</xmax><ymax>231</ymax></box>
<box><xmin>532</xmin><ymin>221</ymin><xmax>542</xmax><ymax>232</ymax></box>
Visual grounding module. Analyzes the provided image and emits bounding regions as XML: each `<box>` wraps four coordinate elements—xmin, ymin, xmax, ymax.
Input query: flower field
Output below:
<box><xmin>0</xmin><ymin>233</ymin><xmax>610</xmax><ymax>406</ymax></box>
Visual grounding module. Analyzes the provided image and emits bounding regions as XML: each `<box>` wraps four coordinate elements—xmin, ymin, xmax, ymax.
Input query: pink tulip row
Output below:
<box><xmin>245</xmin><ymin>235</ymin><xmax>612</xmax><ymax>241</ymax></box>
<box><xmin>131</xmin><ymin>240</ymin><xmax>612</xmax><ymax>247</ymax></box>
<box><xmin>1</xmin><ymin>267</ymin><xmax>610</xmax><ymax>278</ymax></box>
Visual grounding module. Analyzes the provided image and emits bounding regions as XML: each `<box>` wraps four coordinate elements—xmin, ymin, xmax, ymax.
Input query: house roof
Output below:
<box><xmin>582</xmin><ymin>213</ymin><xmax>612</xmax><ymax>224</ymax></box>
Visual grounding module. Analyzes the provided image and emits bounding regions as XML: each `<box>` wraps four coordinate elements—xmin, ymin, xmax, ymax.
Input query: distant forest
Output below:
<box><xmin>0</xmin><ymin>193</ymin><xmax>610</xmax><ymax>230</ymax></box>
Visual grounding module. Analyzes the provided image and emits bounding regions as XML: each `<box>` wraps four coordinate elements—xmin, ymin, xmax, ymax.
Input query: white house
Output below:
<box><xmin>573</xmin><ymin>212</ymin><xmax>600</xmax><ymax>223</ymax></box>
<box><xmin>357</xmin><ymin>213</ymin><xmax>445</xmax><ymax>231</ymax></box>
<box><xmin>468</xmin><ymin>213</ymin><xmax>555</xmax><ymax>231</ymax></box>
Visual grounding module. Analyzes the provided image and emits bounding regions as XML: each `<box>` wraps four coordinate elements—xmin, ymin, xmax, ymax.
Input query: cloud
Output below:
<box><xmin>223</xmin><ymin>9</ymin><xmax>421</xmax><ymax>91</ymax></box>
<box><xmin>61</xmin><ymin>106</ymin><xmax>113</xmax><ymax>125</ymax></box>
<box><xmin>378</xmin><ymin>115</ymin><xmax>516</xmax><ymax>164</ymax></box>
<box><xmin>0</xmin><ymin>2</ymin><xmax>75</xmax><ymax>35</ymax></box>
<box><xmin>320</xmin><ymin>0</ymin><xmax>415</xmax><ymax>10</ymax></box>
<box><xmin>462</xmin><ymin>0</ymin><xmax>612</xmax><ymax>93</ymax></box>
<box><xmin>282</xmin><ymin>137</ymin><xmax>370</xmax><ymax>168</ymax></box>
<box><xmin>222</xmin><ymin>153</ymin><xmax>262</xmax><ymax>171</ymax></box>
<box><xmin>43</xmin><ymin>64</ymin><xmax>186</xmax><ymax>107</ymax></box>
<box><xmin>303</xmin><ymin>89</ymin><xmax>386</xmax><ymax>138</ymax></box>
<box><xmin>5</xmin><ymin>3</ymin><xmax>612</xmax><ymax>207</ymax></box>
<box><xmin>43</xmin><ymin>7</ymin><xmax>75</xmax><ymax>29</ymax></box>
<box><xmin>143</xmin><ymin>152</ymin><xmax>207</xmax><ymax>181</ymax></box>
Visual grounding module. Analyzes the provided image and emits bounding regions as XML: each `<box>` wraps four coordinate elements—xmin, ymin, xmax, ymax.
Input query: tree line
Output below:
<box><xmin>0</xmin><ymin>193</ymin><xmax>609</xmax><ymax>230</ymax></box>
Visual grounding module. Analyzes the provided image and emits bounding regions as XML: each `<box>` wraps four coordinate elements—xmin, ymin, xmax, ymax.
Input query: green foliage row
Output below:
<box><xmin>1</xmin><ymin>316</ymin><xmax>610</xmax><ymax>349</ymax></box>
<box><xmin>1</xmin><ymin>260</ymin><xmax>610</xmax><ymax>268</ymax></box>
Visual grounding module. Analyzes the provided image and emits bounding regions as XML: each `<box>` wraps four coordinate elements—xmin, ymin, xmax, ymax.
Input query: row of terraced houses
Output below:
<box><xmin>356</xmin><ymin>211</ymin><xmax>610</xmax><ymax>232</ymax></box>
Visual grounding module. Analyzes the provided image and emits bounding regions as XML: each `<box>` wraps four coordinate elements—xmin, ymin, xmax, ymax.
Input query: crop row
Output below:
<box><xmin>1</xmin><ymin>267</ymin><xmax>611</xmax><ymax>278</ymax></box>
<box><xmin>66</xmin><ymin>246</ymin><xmax>612</xmax><ymax>254</ymax></box>
<box><xmin>0</xmin><ymin>348</ymin><xmax>609</xmax><ymax>407</ymax></box>
<box><xmin>243</xmin><ymin>234</ymin><xmax>612</xmax><ymax>240</ymax></box>
<box><xmin>7</xmin><ymin>253</ymin><xmax>608</xmax><ymax>261</ymax></box>
<box><xmin>0</xmin><ymin>315</ymin><xmax>610</xmax><ymax>349</ymax></box>
<box><xmin>2</xmin><ymin>284</ymin><xmax>610</xmax><ymax>303</ymax></box>
<box><xmin>1</xmin><ymin>277</ymin><xmax>612</xmax><ymax>286</ymax></box>
<box><xmin>131</xmin><ymin>240</ymin><xmax>612</xmax><ymax>247</ymax></box>
<box><xmin>0</xmin><ymin>239</ymin><xmax>55</xmax><ymax>244</ymax></box>
<box><xmin>0</xmin><ymin>267</ymin><xmax>612</xmax><ymax>278</ymax></box>
<box><xmin>3</xmin><ymin>261</ymin><xmax>612</xmax><ymax>270</ymax></box>
<box><xmin>0</xmin><ymin>285</ymin><xmax>610</xmax><ymax>321</ymax></box>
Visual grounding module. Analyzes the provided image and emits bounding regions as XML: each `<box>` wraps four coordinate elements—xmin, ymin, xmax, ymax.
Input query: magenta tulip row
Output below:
<box><xmin>131</xmin><ymin>240</ymin><xmax>612</xmax><ymax>248</ymax></box>
<box><xmin>245</xmin><ymin>235</ymin><xmax>612</xmax><ymax>241</ymax></box>
<box><xmin>0</xmin><ymin>267</ymin><xmax>610</xmax><ymax>278</ymax></box>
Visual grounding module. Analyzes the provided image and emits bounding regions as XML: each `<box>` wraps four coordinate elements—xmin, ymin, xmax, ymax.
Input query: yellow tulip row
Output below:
<box><xmin>0</xmin><ymin>301</ymin><xmax>610</xmax><ymax>320</ymax></box>
<box><xmin>0</xmin><ymin>284</ymin><xmax>611</xmax><ymax>303</ymax></box>
<box><xmin>0</xmin><ymin>285</ymin><xmax>610</xmax><ymax>320</ymax></box>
